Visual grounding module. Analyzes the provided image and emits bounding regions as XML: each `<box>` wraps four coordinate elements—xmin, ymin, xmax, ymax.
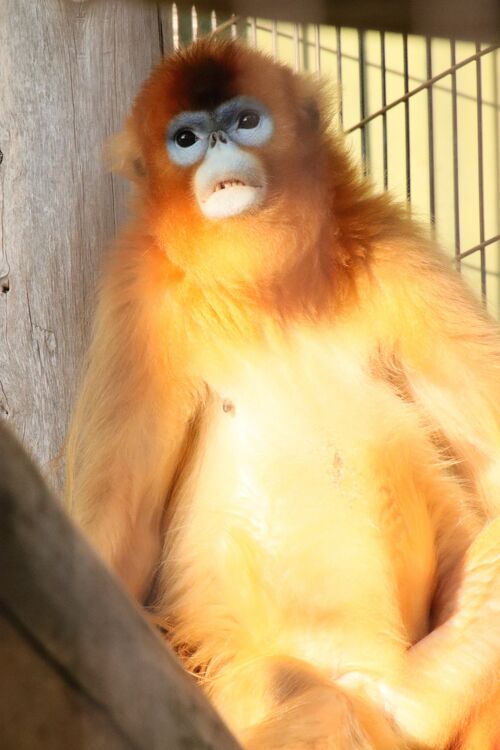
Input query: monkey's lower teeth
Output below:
<box><xmin>216</xmin><ymin>180</ymin><xmax>245</xmax><ymax>191</ymax></box>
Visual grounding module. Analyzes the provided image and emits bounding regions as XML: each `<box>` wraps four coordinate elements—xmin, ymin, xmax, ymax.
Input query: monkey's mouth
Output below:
<box><xmin>198</xmin><ymin>177</ymin><xmax>265</xmax><ymax>220</ymax></box>
<box><xmin>194</xmin><ymin>159</ymin><xmax>268</xmax><ymax>220</ymax></box>
<box><xmin>210</xmin><ymin>178</ymin><xmax>262</xmax><ymax>195</ymax></box>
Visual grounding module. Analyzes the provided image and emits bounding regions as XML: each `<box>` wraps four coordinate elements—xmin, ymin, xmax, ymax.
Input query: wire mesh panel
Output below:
<box><xmin>160</xmin><ymin>5</ymin><xmax>500</xmax><ymax>318</ymax></box>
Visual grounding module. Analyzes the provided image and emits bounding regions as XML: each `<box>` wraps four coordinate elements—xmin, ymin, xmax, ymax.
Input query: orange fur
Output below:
<box><xmin>66</xmin><ymin>40</ymin><xmax>500</xmax><ymax>750</ymax></box>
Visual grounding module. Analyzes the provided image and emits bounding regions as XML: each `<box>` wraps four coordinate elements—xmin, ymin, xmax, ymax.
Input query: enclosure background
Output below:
<box><xmin>0</xmin><ymin>0</ymin><xmax>498</xmax><ymax>492</ymax></box>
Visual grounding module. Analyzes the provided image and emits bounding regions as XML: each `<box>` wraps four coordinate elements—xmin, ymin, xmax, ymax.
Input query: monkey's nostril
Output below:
<box><xmin>210</xmin><ymin>131</ymin><xmax>228</xmax><ymax>147</ymax></box>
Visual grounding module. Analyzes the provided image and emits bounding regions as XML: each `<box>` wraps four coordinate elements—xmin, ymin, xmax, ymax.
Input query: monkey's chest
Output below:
<box><xmin>168</xmin><ymin>340</ymin><xmax>437</xmax><ymax>662</ymax></box>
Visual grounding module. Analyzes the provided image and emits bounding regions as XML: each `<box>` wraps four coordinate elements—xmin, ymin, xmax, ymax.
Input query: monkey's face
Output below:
<box><xmin>166</xmin><ymin>95</ymin><xmax>273</xmax><ymax>220</ymax></box>
<box><xmin>120</xmin><ymin>40</ymin><xmax>328</xmax><ymax>281</ymax></box>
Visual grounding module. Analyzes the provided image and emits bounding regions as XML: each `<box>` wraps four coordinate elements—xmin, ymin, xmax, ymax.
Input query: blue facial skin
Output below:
<box><xmin>166</xmin><ymin>96</ymin><xmax>274</xmax><ymax>167</ymax></box>
<box><xmin>167</xmin><ymin>97</ymin><xmax>274</xmax><ymax>219</ymax></box>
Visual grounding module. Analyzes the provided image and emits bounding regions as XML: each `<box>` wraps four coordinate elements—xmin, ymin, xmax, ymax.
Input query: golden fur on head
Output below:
<box><xmin>67</xmin><ymin>38</ymin><xmax>500</xmax><ymax>750</ymax></box>
<box><xmin>109</xmin><ymin>39</ymin><xmax>412</xmax><ymax>302</ymax></box>
<box><xmin>116</xmin><ymin>40</ymin><xmax>333</xmax><ymax>289</ymax></box>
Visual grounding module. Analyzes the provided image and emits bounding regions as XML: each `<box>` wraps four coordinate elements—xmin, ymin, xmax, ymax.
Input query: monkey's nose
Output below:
<box><xmin>209</xmin><ymin>130</ymin><xmax>228</xmax><ymax>148</ymax></box>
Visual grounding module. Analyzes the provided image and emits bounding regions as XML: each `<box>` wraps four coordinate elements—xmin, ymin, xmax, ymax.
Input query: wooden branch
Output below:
<box><xmin>0</xmin><ymin>422</ymin><xmax>241</xmax><ymax>750</ymax></box>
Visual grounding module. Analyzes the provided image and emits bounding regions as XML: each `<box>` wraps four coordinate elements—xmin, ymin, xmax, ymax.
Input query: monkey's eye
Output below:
<box><xmin>175</xmin><ymin>129</ymin><xmax>198</xmax><ymax>148</ymax></box>
<box><xmin>237</xmin><ymin>111</ymin><xmax>260</xmax><ymax>129</ymax></box>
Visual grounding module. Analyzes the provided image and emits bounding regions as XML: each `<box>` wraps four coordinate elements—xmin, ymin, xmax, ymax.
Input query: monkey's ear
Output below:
<box><xmin>105</xmin><ymin>127</ymin><xmax>146</xmax><ymax>182</ymax></box>
<box><xmin>293</xmin><ymin>73</ymin><xmax>323</xmax><ymax>132</ymax></box>
<box><xmin>302</xmin><ymin>96</ymin><xmax>321</xmax><ymax>131</ymax></box>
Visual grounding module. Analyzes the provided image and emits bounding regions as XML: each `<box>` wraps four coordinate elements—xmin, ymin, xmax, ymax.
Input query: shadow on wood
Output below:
<box><xmin>0</xmin><ymin>422</ymin><xmax>241</xmax><ymax>750</ymax></box>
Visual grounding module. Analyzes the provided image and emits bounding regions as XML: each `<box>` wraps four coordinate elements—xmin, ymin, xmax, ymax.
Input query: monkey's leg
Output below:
<box><xmin>457</xmin><ymin>686</ymin><xmax>500</xmax><ymax>750</ymax></box>
<box><xmin>400</xmin><ymin>516</ymin><xmax>499</xmax><ymax>747</ymax></box>
<box><xmin>342</xmin><ymin>518</ymin><xmax>500</xmax><ymax>750</ymax></box>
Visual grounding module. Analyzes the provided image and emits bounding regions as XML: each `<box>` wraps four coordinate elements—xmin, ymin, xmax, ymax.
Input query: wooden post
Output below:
<box><xmin>0</xmin><ymin>0</ymin><xmax>163</xmax><ymax>492</ymax></box>
<box><xmin>0</xmin><ymin>422</ymin><xmax>241</xmax><ymax>750</ymax></box>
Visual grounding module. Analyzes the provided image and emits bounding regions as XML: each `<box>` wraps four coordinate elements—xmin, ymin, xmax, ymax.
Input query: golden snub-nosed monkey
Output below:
<box><xmin>66</xmin><ymin>39</ymin><xmax>500</xmax><ymax>750</ymax></box>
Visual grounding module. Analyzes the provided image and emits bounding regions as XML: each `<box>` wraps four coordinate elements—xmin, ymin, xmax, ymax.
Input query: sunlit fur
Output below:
<box><xmin>66</xmin><ymin>39</ymin><xmax>500</xmax><ymax>750</ymax></box>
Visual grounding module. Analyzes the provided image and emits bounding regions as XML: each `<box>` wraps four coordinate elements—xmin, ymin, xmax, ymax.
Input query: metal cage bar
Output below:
<box><xmin>293</xmin><ymin>23</ymin><xmax>300</xmax><ymax>71</ymax></box>
<box><xmin>402</xmin><ymin>33</ymin><xmax>411</xmax><ymax>202</ymax></box>
<box><xmin>271</xmin><ymin>19</ymin><xmax>278</xmax><ymax>56</ymax></box>
<box><xmin>340</xmin><ymin>39</ymin><xmax>498</xmax><ymax>308</ymax></box>
<box><xmin>358</xmin><ymin>30</ymin><xmax>368</xmax><ymax>174</ymax></box>
<box><xmin>380</xmin><ymin>31</ymin><xmax>389</xmax><ymax>191</ymax></box>
<box><xmin>336</xmin><ymin>27</ymin><xmax>343</xmax><ymax>128</ymax></box>
<box><xmin>450</xmin><ymin>40</ymin><xmax>461</xmax><ymax>265</ymax></box>
<box><xmin>344</xmin><ymin>44</ymin><xmax>498</xmax><ymax>133</ymax></box>
<box><xmin>172</xmin><ymin>3</ymin><xmax>180</xmax><ymax>49</ymax></box>
<box><xmin>191</xmin><ymin>5</ymin><xmax>199</xmax><ymax>40</ymax></box>
<box><xmin>425</xmin><ymin>37</ymin><xmax>436</xmax><ymax>228</ymax></box>
<box><xmin>314</xmin><ymin>25</ymin><xmax>321</xmax><ymax>73</ymax></box>
<box><xmin>248</xmin><ymin>16</ymin><xmax>257</xmax><ymax>46</ymax></box>
<box><xmin>475</xmin><ymin>42</ymin><xmax>487</xmax><ymax>299</ymax></box>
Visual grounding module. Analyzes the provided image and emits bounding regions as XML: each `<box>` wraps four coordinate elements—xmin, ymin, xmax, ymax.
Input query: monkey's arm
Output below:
<box><xmin>363</xmin><ymin>244</ymin><xmax>500</xmax><ymax>748</ymax></box>
<box><xmin>66</xmin><ymin>235</ymin><xmax>197</xmax><ymax>600</ymax></box>
<box><xmin>375</xmin><ymin>244</ymin><xmax>500</xmax><ymax>516</ymax></box>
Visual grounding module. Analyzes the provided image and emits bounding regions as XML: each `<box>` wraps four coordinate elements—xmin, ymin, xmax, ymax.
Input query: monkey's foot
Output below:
<box><xmin>242</xmin><ymin>684</ymin><xmax>403</xmax><ymax>750</ymax></box>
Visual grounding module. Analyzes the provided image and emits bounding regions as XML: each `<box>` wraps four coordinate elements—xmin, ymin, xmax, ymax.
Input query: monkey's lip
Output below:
<box><xmin>197</xmin><ymin>174</ymin><xmax>267</xmax><ymax>219</ymax></box>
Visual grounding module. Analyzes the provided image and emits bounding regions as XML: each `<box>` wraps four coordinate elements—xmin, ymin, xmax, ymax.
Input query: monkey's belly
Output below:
<box><xmin>166</xmin><ymin>340</ymin><xmax>438</xmax><ymax>677</ymax></box>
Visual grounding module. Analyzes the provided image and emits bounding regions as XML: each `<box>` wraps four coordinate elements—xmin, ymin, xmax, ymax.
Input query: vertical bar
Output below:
<box><xmin>380</xmin><ymin>31</ymin><xmax>388</xmax><ymax>190</ymax></box>
<box><xmin>314</xmin><ymin>25</ymin><xmax>321</xmax><ymax>72</ymax></box>
<box><xmin>336</xmin><ymin>27</ymin><xmax>343</xmax><ymax>128</ymax></box>
<box><xmin>403</xmin><ymin>33</ymin><xmax>411</xmax><ymax>202</ymax></box>
<box><xmin>191</xmin><ymin>5</ymin><xmax>198</xmax><ymax>41</ymax></box>
<box><xmin>210</xmin><ymin>10</ymin><xmax>217</xmax><ymax>33</ymax></box>
<box><xmin>248</xmin><ymin>16</ymin><xmax>257</xmax><ymax>47</ymax></box>
<box><xmin>426</xmin><ymin>38</ymin><xmax>436</xmax><ymax>229</ymax></box>
<box><xmin>157</xmin><ymin>5</ymin><xmax>164</xmax><ymax>56</ymax></box>
<box><xmin>172</xmin><ymin>3</ymin><xmax>179</xmax><ymax>50</ymax></box>
<box><xmin>293</xmin><ymin>23</ymin><xmax>300</xmax><ymax>71</ymax></box>
<box><xmin>476</xmin><ymin>42</ymin><xmax>487</xmax><ymax>300</ymax></box>
<box><xmin>231</xmin><ymin>14</ymin><xmax>237</xmax><ymax>39</ymax></box>
<box><xmin>358</xmin><ymin>30</ymin><xmax>368</xmax><ymax>174</ymax></box>
<box><xmin>158</xmin><ymin>3</ymin><xmax>178</xmax><ymax>56</ymax></box>
<box><xmin>450</xmin><ymin>40</ymin><xmax>461</xmax><ymax>267</ymax></box>
<box><xmin>271</xmin><ymin>19</ymin><xmax>278</xmax><ymax>57</ymax></box>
